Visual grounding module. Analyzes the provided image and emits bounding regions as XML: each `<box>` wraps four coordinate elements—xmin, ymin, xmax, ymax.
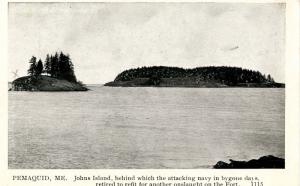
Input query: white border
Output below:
<box><xmin>0</xmin><ymin>0</ymin><xmax>299</xmax><ymax>186</ymax></box>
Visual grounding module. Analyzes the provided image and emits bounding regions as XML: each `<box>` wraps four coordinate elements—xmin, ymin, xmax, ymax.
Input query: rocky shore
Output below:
<box><xmin>213</xmin><ymin>155</ymin><xmax>285</xmax><ymax>169</ymax></box>
<box><xmin>10</xmin><ymin>75</ymin><xmax>88</xmax><ymax>91</ymax></box>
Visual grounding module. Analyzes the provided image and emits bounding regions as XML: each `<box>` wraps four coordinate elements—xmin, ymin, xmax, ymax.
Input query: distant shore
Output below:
<box><xmin>105</xmin><ymin>66</ymin><xmax>285</xmax><ymax>88</ymax></box>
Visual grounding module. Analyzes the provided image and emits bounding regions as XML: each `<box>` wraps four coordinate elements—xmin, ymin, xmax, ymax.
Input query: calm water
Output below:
<box><xmin>8</xmin><ymin>86</ymin><xmax>284</xmax><ymax>169</ymax></box>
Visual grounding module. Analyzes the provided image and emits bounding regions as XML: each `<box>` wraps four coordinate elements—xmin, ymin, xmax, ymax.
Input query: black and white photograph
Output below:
<box><xmin>8</xmin><ymin>2</ymin><xmax>285</xmax><ymax>169</ymax></box>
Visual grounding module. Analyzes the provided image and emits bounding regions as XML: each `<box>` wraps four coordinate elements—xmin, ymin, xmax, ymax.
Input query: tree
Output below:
<box><xmin>27</xmin><ymin>51</ymin><xmax>78</xmax><ymax>82</ymax></box>
<box><xmin>58</xmin><ymin>52</ymin><xmax>68</xmax><ymax>78</ymax></box>
<box><xmin>57</xmin><ymin>52</ymin><xmax>77</xmax><ymax>82</ymax></box>
<box><xmin>44</xmin><ymin>54</ymin><xmax>51</xmax><ymax>75</ymax></box>
<box><xmin>267</xmin><ymin>74</ymin><xmax>274</xmax><ymax>83</ymax></box>
<box><xmin>50</xmin><ymin>52</ymin><xmax>59</xmax><ymax>77</ymax></box>
<box><xmin>27</xmin><ymin>56</ymin><xmax>37</xmax><ymax>76</ymax></box>
<box><xmin>36</xmin><ymin>59</ymin><xmax>43</xmax><ymax>76</ymax></box>
<box><xmin>66</xmin><ymin>57</ymin><xmax>77</xmax><ymax>82</ymax></box>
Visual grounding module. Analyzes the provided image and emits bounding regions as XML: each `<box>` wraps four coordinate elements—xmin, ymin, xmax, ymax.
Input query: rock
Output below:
<box><xmin>11</xmin><ymin>75</ymin><xmax>88</xmax><ymax>91</ymax></box>
<box><xmin>214</xmin><ymin>161</ymin><xmax>230</xmax><ymax>168</ymax></box>
<box><xmin>213</xmin><ymin>155</ymin><xmax>285</xmax><ymax>169</ymax></box>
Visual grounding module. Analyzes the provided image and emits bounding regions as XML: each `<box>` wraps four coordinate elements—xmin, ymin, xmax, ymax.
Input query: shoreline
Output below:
<box><xmin>10</xmin><ymin>75</ymin><xmax>88</xmax><ymax>91</ymax></box>
<box><xmin>104</xmin><ymin>78</ymin><xmax>285</xmax><ymax>88</ymax></box>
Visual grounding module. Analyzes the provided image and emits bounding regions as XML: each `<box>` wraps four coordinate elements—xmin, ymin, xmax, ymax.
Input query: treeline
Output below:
<box><xmin>114</xmin><ymin>66</ymin><xmax>276</xmax><ymax>85</ymax></box>
<box><xmin>27</xmin><ymin>52</ymin><xmax>77</xmax><ymax>82</ymax></box>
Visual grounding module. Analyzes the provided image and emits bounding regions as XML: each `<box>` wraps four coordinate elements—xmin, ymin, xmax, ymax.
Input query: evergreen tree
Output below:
<box><xmin>36</xmin><ymin>59</ymin><xmax>43</xmax><ymax>76</ymax></box>
<box><xmin>50</xmin><ymin>52</ymin><xmax>59</xmax><ymax>77</ymax></box>
<box><xmin>44</xmin><ymin>54</ymin><xmax>51</xmax><ymax>75</ymax></box>
<box><xmin>58</xmin><ymin>52</ymin><xmax>67</xmax><ymax>78</ymax></box>
<box><xmin>26</xmin><ymin>51</ymin><xmax>78</xmax><ymax>82</ymax></box>
<box><xmin>67</xmin><ymin>56</ymin><xmax>76</xmax><ymax>82</ymax></box>
<box><xmin>267</xmin><ymin>74</ymin><xmax>274</xmax><ymax>83</ymax></box>
<box><xmin>27</xmin><ymin>56</ymin><xmax>37</xmax><ymax>76</ymax></box>
<box><xmin>49</xmin><ymin>55</ymin><xmax>54</xmax><ymax>76</ymax></box>
<box><xmin>58</xmin><ymin>52</ymin><xmax>76</xmax><ymax>82</ymax></box>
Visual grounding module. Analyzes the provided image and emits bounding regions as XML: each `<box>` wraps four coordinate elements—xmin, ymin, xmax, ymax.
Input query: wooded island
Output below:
<box><xmin>105</xmin><ymin>66</ymin><xmax>284</xmax><ymax>88</ymax></box>
<box><xmin>11</xmin><ymin>52</ymin><xmax>88</xmax><ymax>91</ymax></box>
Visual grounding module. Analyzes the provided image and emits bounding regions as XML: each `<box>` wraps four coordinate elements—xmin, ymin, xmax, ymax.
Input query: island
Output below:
<box><xmin>104</xmin><ymin>66</ymin><xmax>284</xmax><ymax>88</ymax></box>
<box><xmin>10</xmin><ymin>52</ymin><xmax>88</xmax><ymax>91</ymax></box>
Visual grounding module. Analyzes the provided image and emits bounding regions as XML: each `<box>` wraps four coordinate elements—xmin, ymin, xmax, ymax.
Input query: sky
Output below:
<box><xmin>8</xmin><ymin>3</ymin><xmax>285</xmax><ymax>84</ymax></box>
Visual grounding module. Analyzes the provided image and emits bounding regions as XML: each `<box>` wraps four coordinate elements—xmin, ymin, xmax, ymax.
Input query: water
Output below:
<box><xmin>8</xmin><ymin>86</ymin><xmax>284</xmax><ymax>169</ymax></box>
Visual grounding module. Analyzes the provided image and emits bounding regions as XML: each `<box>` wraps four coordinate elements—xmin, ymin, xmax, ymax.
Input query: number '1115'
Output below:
<box><xmin>251</xmin><ymin>182</ymin><xmax>263</xmax><ymax>186</ymax></box>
